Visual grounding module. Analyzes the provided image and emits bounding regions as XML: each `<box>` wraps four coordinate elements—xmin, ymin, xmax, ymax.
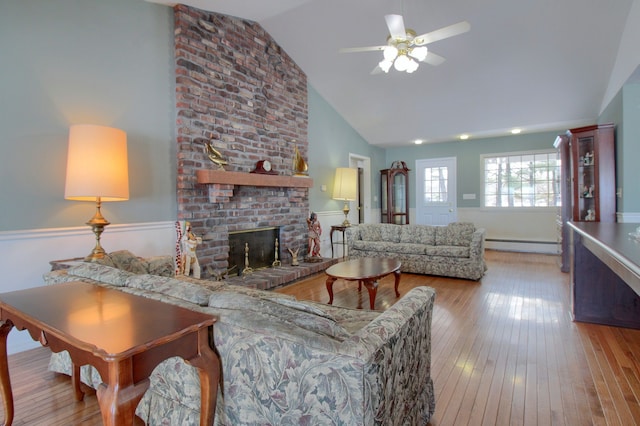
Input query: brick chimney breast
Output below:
<box><xmin>174</xmin><ymin>5</ymin><xmax>310</xmax><ymax>277</ymax></box>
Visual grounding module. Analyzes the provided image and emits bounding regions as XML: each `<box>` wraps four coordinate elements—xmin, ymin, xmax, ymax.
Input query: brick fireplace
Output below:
<box><xmin>174</xmin><ymin>5</ymin><xmax>311</xmax><ymax>278</ymax></box>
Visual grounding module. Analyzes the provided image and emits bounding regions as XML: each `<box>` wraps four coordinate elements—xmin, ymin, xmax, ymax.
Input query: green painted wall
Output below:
<box><xmin>622</xmin><ymin>83</ymin><xmax>640</xmax><ymax>212</ymax></box>
<box><xmin>0</xmin><ymin>0</ymin><xmax>176</xmax><ymax>232</ymax></box>
<box><xmin>599</xmin><ymin>88</ymin><xmax>625</xmax><ymax>211</ymax></box>
<box><xmin>385</xmin><ymin>131</ymin><xmax>562</xmax><ymax>209</ymax></box>
<box><xmin>597</xmin><ymin>81</ymin><xmax>640</xmax><ymax>214</ymax></box>
<box><xmin>1</xmin><ymin>0</ymin><xmax>638</xmax><ymax>234</ymax></box>
<box><xmin>307</xmin><ymin>85</ymin><xmax>386</xmax><ymax>212</ymax></box>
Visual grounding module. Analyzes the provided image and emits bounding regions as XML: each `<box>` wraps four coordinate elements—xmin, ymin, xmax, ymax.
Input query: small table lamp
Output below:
<box><xmin>333</xmin><ymin>167</ymin><xmax>357</xmax><ymax>226</ymax></box>
<box><xmin>64</xmin><ymin>125</ymin><xmax>129</xmax><ymax>261</ymax></box>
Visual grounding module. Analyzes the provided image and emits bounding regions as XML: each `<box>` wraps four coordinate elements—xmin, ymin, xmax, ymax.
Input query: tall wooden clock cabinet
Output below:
<box><xmin>381</xmin><ymin>161</ymin><xmax>410</xmax><ymax>225</ymax></box>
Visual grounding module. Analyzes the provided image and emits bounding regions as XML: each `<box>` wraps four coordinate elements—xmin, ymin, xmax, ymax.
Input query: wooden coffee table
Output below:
<box><xmin>325</xmin><ymin>258</ymin><xmax>401</xmax><ymax>309</ymax></box>
<box><xmin>0</xmin><ymin>281</ymin><xmax>219</xmax><ymax>426</ymax></box>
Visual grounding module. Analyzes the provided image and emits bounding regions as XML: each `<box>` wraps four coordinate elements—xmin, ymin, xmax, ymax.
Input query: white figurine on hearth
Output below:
<box><xmin>181</xmin><ymin>221</ymin><xmax>203</xmax><ymax>278</ymax></box>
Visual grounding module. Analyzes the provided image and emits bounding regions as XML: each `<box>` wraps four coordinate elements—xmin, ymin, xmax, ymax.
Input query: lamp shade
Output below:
<box><xmin>65</xmin><ymin>124</ymin><xmax>129</xmax><ymax>201</ymax></box>
<box><xmin>332</xmin><ymin>167</ymin><xmax>357</xmax><ymax>201</ymax></box>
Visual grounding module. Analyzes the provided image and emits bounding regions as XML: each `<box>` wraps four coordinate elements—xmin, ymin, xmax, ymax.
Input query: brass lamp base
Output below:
<box><xmin>341</xmin><ymin>201</ymin><xmax>351</xmax><ymax>227</ymax></box>
<box><xmin>84</xmin><ymin>198</ymin><xmax>110</xmax><ymax>262</ymax></box>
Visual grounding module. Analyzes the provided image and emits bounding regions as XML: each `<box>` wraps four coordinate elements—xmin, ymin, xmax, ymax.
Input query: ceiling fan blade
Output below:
<box><xmin>413</xmin><ymin>21</ymin><xmax>471</xmax><ymax>45</ymax></box>
<box><xmin>422</xmin><ymin>51</ymin><xmax>446</xmax><ymax>66</ymax></box>
<box><xmin>385</xmin><ymin>14</ymin><xmax>406</xmax><ymax>39</ymax></box>
<box><xmin>339</xmin><ymin>45</ymin><xmax>385</xmax><ymax>54</ymax></box>
<box><xmin>370</xmin><ymin>65</ymin><xmax>384</xmax><ymax>75</ymax></box>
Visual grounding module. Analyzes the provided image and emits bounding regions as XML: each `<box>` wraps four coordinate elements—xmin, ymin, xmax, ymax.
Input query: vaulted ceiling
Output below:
<box><xmin>152</xmin><ymin>0</ymin><xmax>636</xmax><ymax>147</ymax></box>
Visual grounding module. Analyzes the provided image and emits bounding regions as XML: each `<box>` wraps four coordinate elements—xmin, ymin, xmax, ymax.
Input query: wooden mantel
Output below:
<box><xmin>196</xmin><ymin>170</ymin><xmax>313</xmax><ymax>188</ymax></box>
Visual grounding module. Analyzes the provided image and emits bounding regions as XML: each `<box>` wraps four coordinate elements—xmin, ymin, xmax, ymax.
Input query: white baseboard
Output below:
<box><xmin>617</xmin><ymin>212</ymin><xmax>640</xmax><ymax>223</ymax></box>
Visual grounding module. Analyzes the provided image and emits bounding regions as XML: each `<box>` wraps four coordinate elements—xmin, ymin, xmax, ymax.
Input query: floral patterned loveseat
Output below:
<box><xmin>43</xmin><ymin>251</ymin><xmax>436</xmax><ymax>425</ymax></box>
<box><xmin>346</xmin><ymin>222</ymin><xmax>486</xmax><ymax>280</ymax></box>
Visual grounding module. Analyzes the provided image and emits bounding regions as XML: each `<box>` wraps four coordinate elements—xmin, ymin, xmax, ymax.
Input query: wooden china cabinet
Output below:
<box><xmin>555</xmin><ymin>123</ymin><xmax>616</xmax><ymax>271</ymax></box>
<box><xmin>568</xmin><ymin>124</ymin><xmax>616</xmax><ymax>223</ymax></box>
<box><xmin>381</xmin><ymin>161</ymin><xmax>410</xmax><ymax>225</ymax></box>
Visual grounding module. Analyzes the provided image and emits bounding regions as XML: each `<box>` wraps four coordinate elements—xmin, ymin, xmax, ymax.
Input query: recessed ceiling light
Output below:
<box><xmin>511</xmin><ymin>128</ymin><xmax>522</xmax><ymax>134</ymax></box>
<box><xmin>414</xmin><ymin>139</ymin><xmax>423</xmax><ymax>145</ymax></box>
<box><xmin>459</xmin><ymin>134</ymin><xmax>469</xmax><ymax>140</ymax></box>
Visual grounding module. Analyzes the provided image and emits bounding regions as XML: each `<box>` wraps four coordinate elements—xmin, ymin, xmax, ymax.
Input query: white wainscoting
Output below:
<box><xmin>456</xmin><ymin>208</ymin><xmax>558</xmax><ymax>254</ymax></box>
<box><xmin>0</xmin><ymin>221</ymin><xmax>176</xmax><ymax>354</ymax></box>
<box><xmin>315</xmin><ymin>211</ymin><xmax>351</xmax><ymax>259</ymax></box>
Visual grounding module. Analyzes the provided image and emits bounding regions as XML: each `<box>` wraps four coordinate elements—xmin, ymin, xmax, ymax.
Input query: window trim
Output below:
<box><xmin>480</xmin><ymin>148</ymin><xmax>561</xmax><ymax>209</ymax></box>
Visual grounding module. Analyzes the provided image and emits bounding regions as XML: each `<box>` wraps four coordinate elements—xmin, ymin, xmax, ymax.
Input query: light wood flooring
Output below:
<box><xmin>2</xmin><ymin>250</ymin><xmax>640</xmax><ymax>425</ymax></box>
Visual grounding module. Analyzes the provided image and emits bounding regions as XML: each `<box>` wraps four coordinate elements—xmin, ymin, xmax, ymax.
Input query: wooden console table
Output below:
<box><xmin>0</xmin><ymin>281</ymin><xmax>219</xmax><ymax>425</ymax></box>
<box><xmin>568</xmin><ymin>222</ymin><xmax>640</xmax><ymax>329</ymax></box>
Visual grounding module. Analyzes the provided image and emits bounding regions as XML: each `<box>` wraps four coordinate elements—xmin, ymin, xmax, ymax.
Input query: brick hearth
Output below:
<box><xmin>222</xmin><ymin>257</ymin><xmax>339</xmax><ymax>291</ymax></box>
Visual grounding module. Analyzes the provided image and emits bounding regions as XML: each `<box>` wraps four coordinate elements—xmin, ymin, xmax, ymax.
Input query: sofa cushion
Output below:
<box><xmin>357</xmin><ymin>224</ymin><xmax>401</xmax><ymax>243</ymax></box>
<box><xmin>145</xmin><ymin>255</ymin><xmax>176</xmax><ymax>277</ymax></box>
<box><xmin>208</xmin><ymin>292</ymin><xmax>351</xmax><ymax>340</ymax></box>
<box><xmin>378</xmin><ymin>224</ymin><xmax>401</xmax><ymax>243</ymax></box>
<box><xmin>391</xmin><ymin>242</ymin><xmax>428</xmax><ymax>255</ymax></box>
<box><xmin>425</xmin><ymin>245</ymin><xmax>470</xmax><ymax>258</ymax></box>
<box><xmin>352</xmin><ymin>240</ymin><xmax>399</xmax><ymax>253</ymax></box>
<box><xmin>358</xmin><ymin>224</ymin><xmax>383</xmax><ymax>241</ymax></box>
<box><xmin>400</xmin><ymin>225</ymin><xmax>436</xmax><ymax>245</ymax></box>
<box><xmin>96</xmin><ymin>250</ymin><xmax>149</xmax><ymax>274</ymax></box>
<box><xmin>435</xmin><ymin>222</ymin><xmax>476</xmax><ymax>246</ymax></box>
<box><xmin>67</xmin><ymin>263</ymin><xmax>135</xmax><ymax>287</ymax></box>
<box><xmin>125</xmin><ymin>275</ymin><xmax>213</xmax><ymax>306</ymax></box>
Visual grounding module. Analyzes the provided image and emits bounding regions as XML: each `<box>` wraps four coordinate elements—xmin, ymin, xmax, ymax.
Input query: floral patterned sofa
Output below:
<box><xmin>346</xmin><ymin>222</ymin><xmax>486</xmax><ymax>280</ymax></box>
<box><xmin>43</xmin><ymin>251</ymin><xmax>436</xmax><ymax>425</ymax></box>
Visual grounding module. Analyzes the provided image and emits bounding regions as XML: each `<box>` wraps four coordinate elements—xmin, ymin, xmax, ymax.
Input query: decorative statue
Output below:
<box><xmin>287</xmin><ymin>247</ymin><xmax>300</xmax><ymax>266</ymax></box>
<box><xmin>585</xmin><ymin>209</ymin><xmax>595</xmax><ymax>221</ymax></box>
<box><xmin>181</xmin><ymin>221</ymin><xmax>202</xmax><ymax>278</ymax></box>
<box><xmin>174</xmin><ymin>221</ymin><xmax>184</xmax><ymax>276</ymax></box>
<box><xmin>306</xmin><ymin>212</ymin><xmax>322</xmax><ymax>259</ymax></box>
<box><xmin>293</xmin><ymin>145</ymin><xmax>309</xmax><ymax>176</ymax></box>
<box><xmin>205</xmin><ymin>141</ymin><xmax>228</xmax><ymax>170</ymax></box>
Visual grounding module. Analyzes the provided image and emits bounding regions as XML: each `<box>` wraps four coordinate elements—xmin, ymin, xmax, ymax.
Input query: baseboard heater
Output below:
<box><xmin>485</xmin><ymin>238</ymin><xmax>558</xmax><ymax>254</ymax></box>
<box><xmin>486</xmin><ymin>238</ymin><xmax>556</xmax><ymax>245</ymax></box>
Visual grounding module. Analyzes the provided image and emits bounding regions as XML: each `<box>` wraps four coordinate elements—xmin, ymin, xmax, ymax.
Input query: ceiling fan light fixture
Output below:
<box><xmin>406</xmin><ymin>58</ymin><xmax>419</xmax><ymax>73</ymax></box>
<box><xmin>394</xmin><ymin>54</ymin><xmax>410</xmax><ymax>71</ymax></box>
<box><xmin>379</xmin><ymin>59</ymin><xmax>393</xmax><ymax>73</ymax></box>
<box><xmin>409</xmin><ymin>46</ymin><xmax>428</xmax><ymax>62</ymax></box>
<box><xmin>383</xmin><ymin>45</ymin><xmax>398</xmax><ymax>61</ymax></box>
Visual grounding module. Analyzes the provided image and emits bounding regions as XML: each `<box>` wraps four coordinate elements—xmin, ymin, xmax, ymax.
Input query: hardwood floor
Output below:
<box><xmin>276</xmin><ymin>250</ymin><xmax>640</xmax><ymax>426</ymax></box>
<box><xmin>2</xmin><ymin>250</ymin><xmax>640</xmax><ymax>425</ymax></box>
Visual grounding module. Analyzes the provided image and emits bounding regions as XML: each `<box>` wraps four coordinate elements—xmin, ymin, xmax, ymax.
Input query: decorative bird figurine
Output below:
<box><xmin>293</xmin><ymin>146</ymin><xmax>308</xmax><ymax>176</ymax></box>
<box><xmin>205</xmin><ymin>141</ymin><xmax>228</xmax><ymax>170</ymax></box>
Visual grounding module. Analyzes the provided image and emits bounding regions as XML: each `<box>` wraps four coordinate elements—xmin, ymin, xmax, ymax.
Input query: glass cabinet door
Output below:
<box><xmin>576</xmin><ymin>135</ymin><xmax>596</xmax><ymax>221</ymax></box>
<box><xmin>392</xmin><ymin>172</ymin><xmax>407</xmax><ymax>224</ymax></box>
<box><xmin>381</xmin><ymin>175</ymin><xmax>388</xmax><ymax>219</ymax></box>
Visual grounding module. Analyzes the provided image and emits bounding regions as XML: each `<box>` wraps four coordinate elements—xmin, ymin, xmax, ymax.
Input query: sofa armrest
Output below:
<box><xmin>340</xmin><ymin>286</ymin><xmax>436</xmax><ymax>424</ymax></box>
<box><xmin>470</xmin><ymin>228</ymin><xmax>486</xmax><ymax>260</ymax></box>
<box><xmin>345</xmin><ymin>224</ymin><xmax>361</xmax><ymax>250</ymax></box>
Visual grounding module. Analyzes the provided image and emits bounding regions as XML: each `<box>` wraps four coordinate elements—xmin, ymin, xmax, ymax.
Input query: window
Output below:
<box><xmin>422</xmin><ymin>166</ymin><xmax>448</xmax><ymax>203</ymax></box>
<box><xmin>482</xmin><ymin>150</ymin><xmax>561</xmax><ymax>208</ymax></box>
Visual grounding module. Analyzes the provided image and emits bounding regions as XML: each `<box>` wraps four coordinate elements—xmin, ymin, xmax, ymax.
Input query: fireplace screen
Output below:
<box><xmin>228</xmin><ymin>227</ymin><xmax>281</xmax><ymax>276</ymax></box>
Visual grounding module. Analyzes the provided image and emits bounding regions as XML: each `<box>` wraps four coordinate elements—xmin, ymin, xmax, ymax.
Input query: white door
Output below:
<box><xmin>415</xmin><ymin>157</ymin><xmax>457</xmax><ymax>225</ymax></box>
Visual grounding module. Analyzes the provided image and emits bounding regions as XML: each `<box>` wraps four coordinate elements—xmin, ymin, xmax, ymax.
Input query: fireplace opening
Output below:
<box><xmin>228</xmin><ymin>227</ymin><xmax>282</xmax><ymax>276</ymax></box>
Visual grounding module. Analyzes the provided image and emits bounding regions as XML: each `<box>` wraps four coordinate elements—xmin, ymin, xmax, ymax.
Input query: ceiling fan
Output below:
<box><xmin>340</xmin><ymin>14</ymin><xmax>470</xmax><ymax>74</ymax></box>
